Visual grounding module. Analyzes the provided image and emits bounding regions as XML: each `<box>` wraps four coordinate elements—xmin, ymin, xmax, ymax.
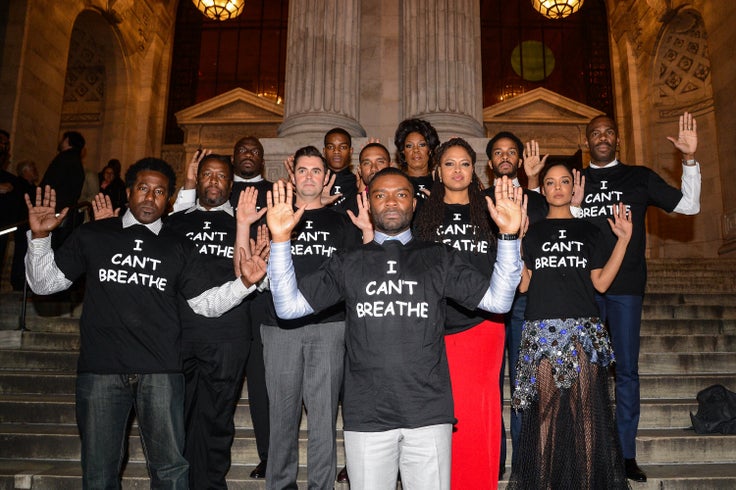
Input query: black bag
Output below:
<box><xmin>689</xmin><ymin>384</ymin><xmax>736</xmax><ymax>434</ymax></box>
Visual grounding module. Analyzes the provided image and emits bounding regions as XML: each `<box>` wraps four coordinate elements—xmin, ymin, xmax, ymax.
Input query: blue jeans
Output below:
<box><xmin>500</xmin><ymin>293</ymin><xmax>526</xmax><ymax>469</ymax></box>
<box><xmin>595</xmin><ymin>293</ymin><xmax>644</xmax><ymax>459</ymax></box>
<box><xmin>75</xmin><ymin>373</ymin><xmax>188</xmax><ymax>489</ymax></box>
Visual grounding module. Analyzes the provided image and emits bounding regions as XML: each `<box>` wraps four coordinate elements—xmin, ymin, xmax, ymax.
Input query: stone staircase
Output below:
<box><xmin>0</xmin><ymin>258</ymin><xmax>735</xmax><ymax>489</ymax></box>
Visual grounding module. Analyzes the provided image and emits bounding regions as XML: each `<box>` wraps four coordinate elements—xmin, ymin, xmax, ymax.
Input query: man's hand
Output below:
<box><xmin>0</xmin><ymin>182</ymin><xmax>13</xmax><ymax>194</ymax></box>
<box><xmin>92</xmin><ymin>193</ymin><xmax>119</xmax><ymax>220</ymax></box>
<box><xmin>282</xmin><ymin>156</ymin><xmax>296</xmax><ymax>185</ymax></box>
<box><xmin>237</xmin><ymin>246</ymin><xmax>267</xmax><ymax>287</ymax></box>
<box><xmin>666</xmin><ymin>111</ymin><xmax>697</xmax><ymax>159</ymax></box>
<box><xmin>26</xmin><ymin>186</ymin><xmax>68</xmax><ymax>239</ymax></box>
<box><xmin>347</xmin><ymin>192</ymin><xmax>374</xmax><ymax>243</ymax></box>
<box><xmin>321</xmin><ymin>171</ymin><xmax>341</xmax><ymax>206</ymax></box>
<box><xmin>486</xmin><ymin>176</ymin><xmax>523</xmax><ymax>235</ymax></box>
<box><xmin>571</xmin><ymin>168</ymin><xmax>585</xmax><ymax>208</ymax></box>
<box><xmin>523</xmin><ymin>140</ymin><xmax>547</xmax><ymax>190</ymax></box>
<box><xmin>266</xmin><ymin>180</ymin><xmax>305</xmax><ymax>242</ymax></box>
<box><xmin>236</xmin><ymin>187</ymin><xmax>267</xmax><ymax>227</ymax></box>
<box><xmin>184</xmin><ymin>149</ymin><xmax>212</xmax><ymax>189</ymax></box>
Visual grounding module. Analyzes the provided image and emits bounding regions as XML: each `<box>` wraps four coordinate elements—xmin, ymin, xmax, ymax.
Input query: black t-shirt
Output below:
<box><xmin>409</xmin><ymin>174</ymin><xmax>434</xmax><ymax>215</ymax></box>
<box><xmin>55</xmin><ymin>218</ymin><xmax>212</xmax><ymax>373</ymax></box>
<box><xmin>40</xmin><ymin>149</ymin><xmax>85</xmax><ymax>212</ymax></box>
<box><xmin>166</xmin><ymin>208</ymin><xmax>250</xmax><ymax>341</ymax></box>
<box><xmin>297</xmin><ymin>238</ymin><xmax>489</xmax><ymax>432</ymax></box>
<box><xmin>433</xmin><ymin>204</ymin><xmax>500</xmax><ymax>334</ymax></box>
<box><xmin>523</xmin><ymin>219</ymin><xmax>608</xmax><ymax>321</ymax></box>
<box><xmin>265</xmin><ymin>207</ymin><xmax>361</xmax><ymax>328</ymax></box>
<box><xmin>581</xmin><ymin>163</ymin><xmax>682</xmax><ymax>294</ymax></box>
<box><xmin>329</xmin><ymin>167</ymin><xmax>359</xmax><ymax>215</ymax></box>
<box><xmin>230</xmin><ymin>179</ymin><xmax>272</xmax><ymax>211</ymax></box>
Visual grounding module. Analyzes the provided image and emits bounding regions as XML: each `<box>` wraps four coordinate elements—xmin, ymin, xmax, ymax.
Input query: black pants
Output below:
<box><xmin>183</xmin><ymin>336</ymin><xmax>250</xmax><ymax>490</ymax></box>
<box><xmin>247</xmin><ymin>294</ymin><xmax>271</xmax><ymax>462</ymax></box>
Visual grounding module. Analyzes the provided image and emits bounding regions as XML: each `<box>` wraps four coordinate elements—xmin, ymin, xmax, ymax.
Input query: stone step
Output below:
<box><xmin>639</xmin><ymin>334</ymin><xmax>736</xmax><ymax>353</ymax></box>
<box><xmin>638</xmin><ymin>352</ymin><xmax>736</xmax><ymax>374</ymax></box>
<box><xmin>0</xmin><ymin>372</ymin><xmax>76</xmax><ymax>395</ymax></box>
<box><xmin>646</xmin><ymin>259</ymin><xmax>736</xmax><ymax>271</ymax></box>
<box><xmin>641</xmin><ymin>304</ymin><xmax>736</xmax><ymax>320</ymax></box>
<box><xmin>640</xmin><ymin>319</ymin><xmax>735</xmax><ymax>335</ymax></box>
<box><xmin>0</xmin><ymin>350</ymin><xmax>78</xmax><ymax>371</ymax></box>
<box><xmin>643</xmin><ymin>292</ymin><xmax>736</xmax><ymax>306</ymax></box>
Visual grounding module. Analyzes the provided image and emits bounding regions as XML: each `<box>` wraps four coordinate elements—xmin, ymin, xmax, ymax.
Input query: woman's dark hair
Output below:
<box><xmin>539</xmin><ymin>160</ymin><xmax>574</xmax><ymax>185</ymax></box>
<box><xmin>125</xmin><ymin>157</ymin><xmax>177</xmax><ymax>198</ymax></box>
<box><xmin>393</xmin><ymin>118</ymin><xmax>440</xmax><ymax>171</ymax></box>
<box><xmin>106</xmin><ymin>159</ymin><xmax>122</xmax><ymax>178</ymax></box>
<box><xmin>414</xmin><ymin>138</ymin><xmax>495</xmax><ymax>250</ymax></box>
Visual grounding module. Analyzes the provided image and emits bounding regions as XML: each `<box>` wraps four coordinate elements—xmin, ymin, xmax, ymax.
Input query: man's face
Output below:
<box><xmin>369</xmin><ymin>173</ymin><xmax>416</xmax><ymax>235</ymax></box>
<box><xmin>196</xmin><ymin>159</ymin><xmax>233</xmax><ymax>209</ymax></box>
<box><xmin>294</xmin><ymin>156</ymin><xmax>326</xmax><ymax>201</ymax></box>
<box><xmin>323</xmin><ymin>133</ymin><xmax>352</xmax><ymax>172</ymax></box>
<box><xmin>57</xmin><ymin>136</ymin><xmax>70</xmax><ymax>153</ymax></box>
<box><xmin>489</xmin><ymin>137</ymin><xmax>521</xmax><ymax>179</ymax></box>
<box><xmin>126</xmin><ymin>170</ymin><xmax>170</xmax><ymax>224</ymax></box>
<box><xmin>233</xmin><ymin>137</ymin><xmax>264</xmax><ymax>178</ymax></box>
<box><xmin>359</xmin><ymin>146</ymin><xmax>390</xmax><ymax>186</ymax></box>
<box><xmin>586</xmin><ymin>117</ymin><xmax>619</xmax><ymax>164</ymax></box>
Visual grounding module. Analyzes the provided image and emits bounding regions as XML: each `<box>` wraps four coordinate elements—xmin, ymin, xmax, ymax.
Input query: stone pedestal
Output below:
<box><xmin>278</xmin><ymin>0</ymin><xmax>365</xmax><ymax>138</ymax></box>
<box><xmin>400</xmin><ymin>0</ymin><xmax>484</xmax><ymax>138</ymax></box>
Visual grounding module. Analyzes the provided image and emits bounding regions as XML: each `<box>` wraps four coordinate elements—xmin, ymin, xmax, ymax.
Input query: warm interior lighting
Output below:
<box><xmin>193</xmin><ymin>0</ymin><xmax>245</xmax><ymax>21</ymax></box>
<box><xmin>530</xmin><ymin>0</ymin><xmax>584</xmax><ymax>19</ymax></box>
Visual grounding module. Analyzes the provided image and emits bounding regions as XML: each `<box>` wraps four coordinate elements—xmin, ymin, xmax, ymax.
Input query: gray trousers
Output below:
<box><xmin>344</xmin><ymin>423</ymin><xmax>452</xmax><ymax>490</ymax></box>
<box><xmin>261</xmin><ymin>321</ymin><xmax>345</xmax><ymax>490</ymax></box>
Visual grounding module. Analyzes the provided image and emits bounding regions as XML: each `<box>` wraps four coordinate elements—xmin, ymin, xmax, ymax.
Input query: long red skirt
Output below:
<box><xmin>445</xmin><ymin>319</ymin><xmax>505</xmax><ymax>489</ymax></box>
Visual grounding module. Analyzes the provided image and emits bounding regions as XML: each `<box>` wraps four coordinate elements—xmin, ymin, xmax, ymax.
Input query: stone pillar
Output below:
<box><xmin>400</xmin><ymin>0</ymin><xmax>484</xmax><ymax>138</ymax></box>
<box><xmin>278</xmin><ymin>0</ymin><xmax>365</xmax><ymax>138</ymax></box>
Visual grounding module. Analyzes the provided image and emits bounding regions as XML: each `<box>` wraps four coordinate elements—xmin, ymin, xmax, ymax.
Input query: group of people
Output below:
<box><xmin>19</xmin><ymin>110</ymin><xmax>700</xmax><ymax>490</ymax></box>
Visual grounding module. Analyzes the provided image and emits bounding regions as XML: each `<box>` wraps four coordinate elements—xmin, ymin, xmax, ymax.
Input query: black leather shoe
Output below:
<box><xmin>336</xmin><ymin>466</ymin><xmax>349</xmax><ymax>483</ymax></box>
<box><xmin>250</xmin><ymin>460</ymin><xmax>267</xmax><ymax>479</ymax></box>
<box><xmin>624</xmin><ymin>458</ymin><xmax>647</xmax><ymax>482</ymax></box>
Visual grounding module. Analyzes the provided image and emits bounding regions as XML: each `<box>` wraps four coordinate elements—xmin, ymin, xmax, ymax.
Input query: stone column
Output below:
<box><xmin>400</xmin><ymin>0</ymin><xmax>484</xmax><ymax>138</ymax></box>
<box><xmin>278</xmin><ymin>0</ymin><xmax>365</xmax><ymax>138</ymax></box>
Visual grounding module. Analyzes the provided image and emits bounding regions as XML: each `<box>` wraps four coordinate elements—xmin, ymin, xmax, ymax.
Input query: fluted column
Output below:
<box><xmin>401</xmin><ymin>0</ymin><xmax>484</xmax><ymax>137</ymax></box>
<box><xmin>278</xmin><ymin>0</ymin><xmax>365</xmax><ymax>138</ymax></box>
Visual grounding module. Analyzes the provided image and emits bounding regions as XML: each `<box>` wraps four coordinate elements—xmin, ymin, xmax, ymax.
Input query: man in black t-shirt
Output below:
<box><xmin>323</xmin><ymin>127</ymin><xmax>359</xmax><ymax>215</ymax></box>
<box><xmin>173</xmin><ymin>136</ymin><xmax>273</xmax><ymax>478</ymax></box>
<box><xmin>266</xmin><ymin>168</ymin><xmax>524</xmax><ymax>490</ymax></box>
<box><xmin>484</xmin><ymin>131</ymin><xmax>548</xmax><ymax>474</ymax></box>
<box><xmin>25</xmin><ymin>157</ymin><xmax>266</xmax><ymax>489</ymax></box>
<box><xmin>258</xmin><ymin>146</ymin><xmax>361</xmax><ymax>489</ymax></box>
<box><xmin>166</xmin><ymin>154</ymin><xmax>253</xmax><ymax>489</ymax></box>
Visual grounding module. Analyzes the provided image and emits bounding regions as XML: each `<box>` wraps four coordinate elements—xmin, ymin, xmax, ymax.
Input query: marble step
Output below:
<box><xmin>2</xmin><ymin>460</ymin><xmax>736</xmax><ymax>490</ymax></box>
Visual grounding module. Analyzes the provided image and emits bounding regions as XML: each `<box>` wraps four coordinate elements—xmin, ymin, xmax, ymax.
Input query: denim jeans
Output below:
<box><xmin>75</xmin><ymin>372</ymin><xmax>188</xmax><ymax>489</ymax></box>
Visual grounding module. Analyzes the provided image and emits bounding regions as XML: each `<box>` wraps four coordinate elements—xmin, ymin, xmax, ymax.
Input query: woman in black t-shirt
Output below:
<box><xmin>414</xmin><ymin>137</ymin><xmax>504</xmax><ymax>489</ymax></box>
<box><xmin>507</xmin><ymin>162</ymin><xmax>632</xmax><ymax>489</ymax></box>
<box><xmin>394</xmin><ymin>118</ymin><xmax>439</xmax><ymax>206</ymax></box>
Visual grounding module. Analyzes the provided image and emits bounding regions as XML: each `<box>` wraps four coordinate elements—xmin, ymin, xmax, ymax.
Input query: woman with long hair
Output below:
<box><xmin>507</xmin><ymin>161</ymin><xmax>631</xmax><ymax>489</ymax></box>
<box><xmin>414</xmin><ymin>137</ymin><xmax>505</xmax><ymax>488</ymax></box>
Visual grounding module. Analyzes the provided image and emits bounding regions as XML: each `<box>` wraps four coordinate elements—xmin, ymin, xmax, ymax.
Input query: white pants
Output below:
<box><xmin>344</xmin><ymin>423</ymin><xmax>452</xmax><ymax>490</ymax></box>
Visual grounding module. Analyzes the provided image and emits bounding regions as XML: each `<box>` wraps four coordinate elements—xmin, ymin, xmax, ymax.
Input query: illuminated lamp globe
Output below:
<box><xmin>193</xmin><ymin>0</ymin><xmax>245</xmax><ymax>21</ymax></box>
<box><xmin>531</xmin><ymin>0</ymin><xmax>584</xmax><ymax>19</ymax></box>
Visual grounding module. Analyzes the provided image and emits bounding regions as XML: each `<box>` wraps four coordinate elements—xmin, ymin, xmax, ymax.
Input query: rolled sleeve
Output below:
<box><xmin>477</xmin><ymin>239</ymin><xmax>522</xmax><ymax>313</ymax></box>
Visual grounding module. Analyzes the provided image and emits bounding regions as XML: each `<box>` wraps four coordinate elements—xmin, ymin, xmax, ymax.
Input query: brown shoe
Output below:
<box><xmin>336</xmin><ymin>466</ymin><xmax>349</xmax><ymax>483</ymax></box>
<box><xmin>250</xmin><ymin>460</ymin><xmax>267</xmax><ymax>479</ymax></box>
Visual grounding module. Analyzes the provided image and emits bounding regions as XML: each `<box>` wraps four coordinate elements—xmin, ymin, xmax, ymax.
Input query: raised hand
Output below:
<box><xmin>666</xmin><ymin>111</ymin><xmax>697</xmax><ymax>158</ymax></box>
<box><xmin>347</xmin><ymin>191</ymin><xmax>374</xmax><ymax>243</ymax></box>
<box><xmin>607</xmin><ymin>202</ymin><xmax>633</xmax><ymax>242</ymax></box>
<box><xmin>571</xmin><ymin>168</ymin><xmax>586</xmax><ymax>207</ymax></box>
<box><xmin>92</xmin><ymin>193</ymin><xmax>119</xmax><ymax>220</ymax></box>
<box><xmin>184</xmin><ymin>148</ymin><xmax>212</xmax><ymax>189</ymax></box>
<box><xmin>320</xmin><ymin>171</ymin><xmax>341</xmax><ymax>206</ymax></box>
<box><xmin>236</xmin><ymin>187</ymin><xmax>267</xmax><ymax>227</ymax></box>
<box><xmin>237</xmin><ymin>246</ymin><xmax>267</xmax><ymax>287</ymax></box>
<box><xmin>523</xmin><ymin>140</ymin><xmax>548</xmax><ymax>189</ymax></box>
<box><xmin>250</xmin><ymin>224</ymin><xmax>270</xmax><ymax>261</ymax></box>
<box><xmin>266</xmin><ymin>180</ymin><xmax>305</xmax><ymax>242</ymax></box>
<box><xmin>486</xmin><ymin>176</ymin><xmax>523</xmax><ymax>235</ymax></box>
<box><xmin>282</xmin><ymin>156</ymin><xmax>296</xmax><ymax>185</ymax></box>
<box><xmin>26</xmin><ymin>186</ymin><xmax>68</xmax><ymax>239</ymax></box>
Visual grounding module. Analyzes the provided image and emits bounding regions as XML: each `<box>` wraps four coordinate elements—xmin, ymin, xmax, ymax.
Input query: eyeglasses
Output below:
<box><xmin>237</xmin><ymin>147</ymin><xmax>262</xmax><ymax>157</ymax></box>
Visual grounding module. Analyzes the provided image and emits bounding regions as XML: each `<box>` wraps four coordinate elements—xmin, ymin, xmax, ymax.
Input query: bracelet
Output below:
<box><xmin>498</xmin><ymin>233</ymin><xmax>519</xmax><ymax>241</ymax></box>
<box><xmin>682</xmin><ymin>159</ymin><xmax>697</xmax><ymax>166</ymax></box>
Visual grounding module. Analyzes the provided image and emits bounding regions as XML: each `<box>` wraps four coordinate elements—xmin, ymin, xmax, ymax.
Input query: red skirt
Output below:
<box><xmin>445</xmin><ymin>319</ymin><xmax>505</xmax><ymax>489</ymax></box>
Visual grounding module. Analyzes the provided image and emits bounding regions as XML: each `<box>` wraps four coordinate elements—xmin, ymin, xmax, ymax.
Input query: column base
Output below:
<box><xmin>278</xmin><ymin>112</ymin><xmax>366</xmax><ymax>139</ymax></box>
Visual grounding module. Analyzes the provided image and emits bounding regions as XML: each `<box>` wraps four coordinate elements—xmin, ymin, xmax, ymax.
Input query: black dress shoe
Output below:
<box><xmin>336</xmin><ymin>466</ymin><xmax>349</xmax><ymax>483</ymax></box>
<box><xmin>250</xmin><ymin>460</ymin><xmax>267</xmax><ymax>479</ymax></box>
<box><xmin>624</xmin><ymin>458</ymin><xmax>647</xmax><ymax>482</ymax></box>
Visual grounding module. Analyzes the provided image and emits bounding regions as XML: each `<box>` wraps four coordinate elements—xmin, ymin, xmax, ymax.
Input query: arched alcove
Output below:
<box><xmin>61</xmin><ymin>10</ymin><xmax>129</xmax><ymax>172</ymax></box>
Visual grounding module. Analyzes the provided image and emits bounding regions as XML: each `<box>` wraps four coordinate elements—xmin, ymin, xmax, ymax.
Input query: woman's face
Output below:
<box><xmin>402</xmin><ymin>131</ymin><xmax>430</xmax><ymax>174</ymax></box>
<box><xmin>438</xmin><ymin>145</ymin><xmax>474</xmax><ymax>193</ymax></box>
<box><xmin>103</xmin><ymin>168</ymin><xmax>114</xmax><ymax>183</ymax></box>
<box><xmin>541</xmin><ymin>164</ymin><xmax>573</xmax><ymax>206</ymax></box>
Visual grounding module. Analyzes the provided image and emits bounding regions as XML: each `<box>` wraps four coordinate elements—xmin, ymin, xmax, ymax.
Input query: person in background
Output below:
<box><xmin>99</xmin><ymin>159</ymin><xmax>128</xmax><ymax>212</ymax></box>
<box><xmin>394</xmin><ymin>118</ymin><xmax>440</xmax><ymax>207</ymax></box>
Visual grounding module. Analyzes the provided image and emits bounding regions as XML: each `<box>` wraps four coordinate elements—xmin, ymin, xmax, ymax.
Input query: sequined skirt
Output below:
<box><xmin>511</xmin><ymin>317</ymin><xmax>615</xmax><ymax>411</ymax></box>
